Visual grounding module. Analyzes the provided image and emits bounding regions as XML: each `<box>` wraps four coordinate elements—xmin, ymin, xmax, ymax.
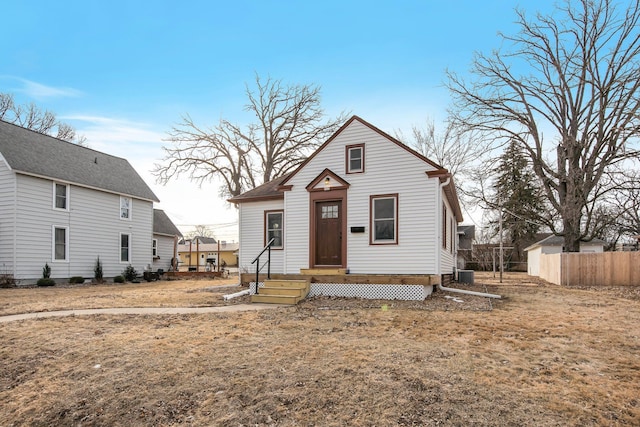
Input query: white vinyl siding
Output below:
<box><xmin>238</xmin><ymin>200</ymin><xmax>285</xmax><ymax>274</ymax></box>
<box><xmin>0</xmin><ymin>157</ymin><xmax>16</xmax><ymax>275</ymax></box>
<box><xmin>440</xmin><ymin>195</ymin><xmax>456</xmax><ymax>274</ymax></box>
<box><xmin>152</xmin><ymin>234</ymin><xmax>176</xmax><ymax>271</ymax></box>
<box><xmin>11</xmin><ymin>173</ymin><xmax>153</xmax><ymax>281</ymax></box>
<box><xmin>283</xmin><ymin>119</ymin><xmax>440</xmax><ymax>275</ymax></box>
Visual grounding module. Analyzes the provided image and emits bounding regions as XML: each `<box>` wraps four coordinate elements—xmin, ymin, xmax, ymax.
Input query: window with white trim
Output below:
<box><xmin>152</xmin><ymin>239</ymin><xmax>158</xmax><ymax>257</ymax></box>
<box><xmin>120</xmin><ymin>233</ymin><xmax>131</xmax><ymax>263</ymax></box>
<box><xmin>450</xmin><ymin>217</ymin><xmax>455</xmax><ymax>253</ymax></box>
<box><xmin>442</xmin><ymin>205</ymin><xmax>447</xmax><ymax>249</ymax></box>
<box><xmin>53</xmin><ymin>183</ymin><xmax>69</xmax><ymax>210</ymax></box>
<box><xmin>346</xmin><ymin>144</ymin><xmax>364</xmax><ymax>174</ymax></box>
<box><xmin>371</xmin><ymin>195</ymin><xmax>397</xmax><ymax>244</ymax></box>
<box><xmin>120</xmin><ymin>196</ymin><xmax>131</xmax><ymax>220</ymax></box>
<box><xmin>53</xmin><ymin>226</ymin><xmax>68</xmax><ymax>261</ymax></box>
<box><xmin>265</xmin><ymin>211</ymin><xmax>283</xmax><ymax>249</ymax></box>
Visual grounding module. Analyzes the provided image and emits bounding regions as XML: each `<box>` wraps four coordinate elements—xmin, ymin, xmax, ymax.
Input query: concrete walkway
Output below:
<box><xmin>0</xmin><ymin>304</ymin><xmax>286</xmax><ymax>323</ymax></box>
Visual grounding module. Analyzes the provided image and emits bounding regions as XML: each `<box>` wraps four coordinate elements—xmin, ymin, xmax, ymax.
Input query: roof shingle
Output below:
<box><xmin>0</xmin><ymin>120</ymin><xmax>158</xmax><ymax>201</ymax></box>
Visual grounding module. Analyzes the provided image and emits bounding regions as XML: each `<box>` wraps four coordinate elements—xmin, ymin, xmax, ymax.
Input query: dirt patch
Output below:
<box><xmin>1</xmin><ymin>273</ymin><xmax>639</xmax><ymax>426</ymax></box>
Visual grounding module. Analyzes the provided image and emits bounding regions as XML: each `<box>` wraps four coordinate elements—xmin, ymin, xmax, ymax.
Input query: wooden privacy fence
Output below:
<box><xmin>540</xmin><ymin>252</ymin><xmax>640</xmax><ymax>286</ymax></box>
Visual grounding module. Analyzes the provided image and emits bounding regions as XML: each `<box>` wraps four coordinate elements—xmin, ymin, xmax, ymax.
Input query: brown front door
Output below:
<box><xmin>315</xmin><ymin>200</ymin><xmax>342</xmax><ymax>266</ymax></box>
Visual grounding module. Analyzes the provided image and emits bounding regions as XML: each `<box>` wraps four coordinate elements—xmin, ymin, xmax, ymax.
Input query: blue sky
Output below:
<box><xmin>0</xmin><ymin>0</ymin><xmax>550</xmax><ymax>239</ymax></box>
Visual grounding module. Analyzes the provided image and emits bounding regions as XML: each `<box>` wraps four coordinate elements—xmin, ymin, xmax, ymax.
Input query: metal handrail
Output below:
<box><xmin>250</xmin><ymin>238</ymin><xmax>275</xmax><ymax>294</ymax></box>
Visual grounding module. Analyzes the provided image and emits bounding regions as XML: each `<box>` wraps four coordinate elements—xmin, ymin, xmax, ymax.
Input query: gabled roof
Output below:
<box><xmin>226</xmin><ymin>115</ymin><xmax>463</xmax><ymax>221</ymax></box>
<box><xmin>0</xmin><ymin>120</ymin><xmax>158</xmax><ymax>202</ymax></box>
<box><xmin>153</xmin><ymin>209</ymin><xmax>182</xmax><ymax>237</ymax></box>
<box><xmin>524</xmin><ymin>235</ymin><xmax>607</xmax><ymax>251</ymax></box>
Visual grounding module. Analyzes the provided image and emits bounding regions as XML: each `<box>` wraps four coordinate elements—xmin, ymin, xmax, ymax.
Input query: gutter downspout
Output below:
<box><xmin>435</xmin><ymin>175</ymin><xmax>502</xmax><ymax>300</ymax></box>
<box><xmin>436</xmin><ymin>176</ymin><xmax>451</xmax><ymax>278</ymax></box>
<box><xmin>437</xmin><ymin>283</ymin><xmax>502</xmax><ymax>299</ymax></box>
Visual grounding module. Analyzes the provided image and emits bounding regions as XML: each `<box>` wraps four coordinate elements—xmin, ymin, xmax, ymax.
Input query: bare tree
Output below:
<box><xmin>397</xmin><ymin>118</ymin><xmax>491</xmax><ymax>209</ymax></box>
<box><xmin>183</xmin><ymin>225</ymin><xmax>215</xmax><ymax>241</ymax></box>
<box><xmin>447</xmin><ymin>0</ymin><xmax>640</xmax><ymax>252</ymax></box>
<box><xmin>0</xmin><ymin>92</ymin><xmax>86</xmax><ymax>144</ymax></box>
<box><xmin>154</xmin><ymin>75</ymin><xmax>348</xmax><ymax>198</ymax></box>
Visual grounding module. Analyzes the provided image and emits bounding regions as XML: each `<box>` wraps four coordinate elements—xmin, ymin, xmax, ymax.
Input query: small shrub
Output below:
<box><xmin>122</xmin><ymin>265</ymin><xmax>138</xmax><ymax>282</ymax></box>
<box><xmin>113</xmin><ymin>275</ymin><xmax>125</xmax><ymax>283</ymax></box>
<box><xmin>0</xmin><ymin>273</ymin><xmax>17</xmax><ymax>288</ymax></box>
<box><xmin>69</xmin><ymin>276</ymin><xmax>85</xmax><ymax>284</ymax></box>
<box><xmin>37</xmin><ymin>278</ymin><xmax>56</xmax><ymax>287</ymax></box>
<box><xmin>42</xmin><ymin>263</ymin><xmax>51</xmax><ymax>279</ymax></box>
<box><xmin>94</xmin><ymin>257</ymin><xmax>103</xmax><ymax>283</ymax></box>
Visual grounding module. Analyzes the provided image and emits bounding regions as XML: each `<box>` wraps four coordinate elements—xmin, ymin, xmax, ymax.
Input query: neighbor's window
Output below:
<box><xmin>371</xmin><ymin>194</ymin><xmax>397</xmax><ymax>244</ymax></box>
<box><xmin>53</xmin><ymin>226</ymin><xmax>68</xmax><ymax>261</ymax></box>
<box><xmin>120</xmin><ymin>233</ymin><xmax>131</xmax><ymax>263</ymax></box>
<box><xmin>152</xmin><ymin>239</ymin><xmax>158</xmax><ymax>257</ymax></box>
<box><xmin>120</xmin><ymin>196</ymin><xmax>131</xmax><ymax>220</ymax></box>
<box><xmin>265</xmin><ymin>211</ymin><xmax>284</xmax><ymax>249</ymax></box>
<box><xmin>346</xmin><ymin>144</ymin><xmax>364</xmax><ymax>174</ymax></box>
<box><xmin>53</xmin><ymin>183</ymin><xmax>69</xmax><ymax>210</ymax></box>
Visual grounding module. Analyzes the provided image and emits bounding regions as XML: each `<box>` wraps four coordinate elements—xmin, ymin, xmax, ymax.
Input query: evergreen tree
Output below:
<box><xmin>492</xmin><ymin>139</ymin><xmax>546</xmax><ymax>264</ymax></box>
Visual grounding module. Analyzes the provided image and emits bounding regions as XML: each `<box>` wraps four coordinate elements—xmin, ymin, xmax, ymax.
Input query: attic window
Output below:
<box><xmin>120</xmin><ymin>196</ymin><xmax>132</xmax><ymax>220</ymax></box>
<box><xmin>346</xmin><ymin>144</ymin><xmax>364</xmax><ymax>174</ymax></box>
<box><xmin>53</xmin><ymin>183</ymin><xmax>69</xmax><ymax>210</ymax></box>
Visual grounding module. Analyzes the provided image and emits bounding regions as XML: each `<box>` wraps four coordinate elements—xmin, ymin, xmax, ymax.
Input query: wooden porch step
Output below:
<box><xmin>300</xmin><ymin>268</ymin><xmax>347</xmax><ymax>275</ymax></box>
<box><xmin>251</xmin><ymin>278</ymin><xmax>310</xmax><ymax>305</ymax></box>
<box><xmin>251</xmin><ymin>294</ymin><xmax>303</xmax><ymax>304</ymax></box>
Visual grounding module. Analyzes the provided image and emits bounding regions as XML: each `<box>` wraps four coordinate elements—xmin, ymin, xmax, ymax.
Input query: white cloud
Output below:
<box><xmin>1</xmin><ymin>76</ymin><xmax>83</xmax><ymax>99</ymax></box>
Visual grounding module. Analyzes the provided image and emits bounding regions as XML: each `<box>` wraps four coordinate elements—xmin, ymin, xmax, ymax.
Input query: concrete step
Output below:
<box><xmin>251</xmin><ymin>294</ymin><xmax>301</xmax><ymax>305</ymax></box>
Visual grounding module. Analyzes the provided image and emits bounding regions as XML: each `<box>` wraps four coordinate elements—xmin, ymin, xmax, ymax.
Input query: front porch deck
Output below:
<box><xmin>240</xmin><ymin>272</ymin><xmax>440</xmax><ymax>286</ymax></box>
<box><xmin>242</xmin><ymin>270</ymin><xmax>440</xmax><ymax>302</ymax></box>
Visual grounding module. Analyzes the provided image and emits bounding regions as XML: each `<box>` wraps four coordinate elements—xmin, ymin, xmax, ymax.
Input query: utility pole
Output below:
<box><xmin>499</xmin><ymin>196</ymin><xmax>503</xmax><ymax>283</ymax></box>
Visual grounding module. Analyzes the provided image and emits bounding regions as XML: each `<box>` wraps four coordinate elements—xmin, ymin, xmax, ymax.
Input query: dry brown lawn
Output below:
<box><xmin>1</xmin><ymin>273</ymin><xmax>639</xmax><ymax>426</ymax></box>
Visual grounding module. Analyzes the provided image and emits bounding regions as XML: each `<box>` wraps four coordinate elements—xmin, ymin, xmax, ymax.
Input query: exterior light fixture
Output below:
<box><xmin>324</xmin><ymin>177</ymin><xmax>331</xmax><ymax>191</ymax></box>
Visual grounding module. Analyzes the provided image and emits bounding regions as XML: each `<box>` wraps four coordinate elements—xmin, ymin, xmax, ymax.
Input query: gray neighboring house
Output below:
<box><xmin>0</xmin><ymin>120</ymin><xmax>159</xmax><ymax>283</ymax></box>
<box><xmin>524</xmin><ymin>235</ymin><xmax>606</xmax><ymax>276</ymax></box>
<box><xmin>152</xmin><ymin>209</ymin><xmax>182</xmax><ymax>272</ymax></box>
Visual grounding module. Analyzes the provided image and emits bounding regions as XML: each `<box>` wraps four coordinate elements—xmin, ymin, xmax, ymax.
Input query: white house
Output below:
<box><xmin>229</xmin><ymin>116</ymin><xmax>463</xmax><ymax>300</ymax></box>
<box><xmin>152</xmin><ymin>209</ymin><xmax>182</xmax><ymax>273</ymax></box>
<box><xmin>524</xmin><ymin>235</ymin><xmax>606</xmax><ymax>276</ymax></box>
<box><xmin>0</xmin><ymin>120</ymin><xmax>159</xmax><ymax>283</ymax></box>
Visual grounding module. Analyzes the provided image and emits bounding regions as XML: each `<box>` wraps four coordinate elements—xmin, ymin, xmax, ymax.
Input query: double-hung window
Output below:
<box><xmin>53</xmin><ymin>183</ymin><xmax>69</xmax><ymax>210</ymax></box>
<box><xmin>265</xmin><ymin>211</ymin><xmax>284</xmax><ymax>249</ymax></box>
<box><xmin>120</xmin><ymin>233</ymin><xmax>131</xmax><ymax>263</ymax></box>
<box><xmin>346</xmin><ymin>144</ymin><xmax>364</xmax><ymax>174</ymax></box>
<box><xmin>53</xmin><ymin>226</ymin><xmax>68</xmax><ymax>261</ymax></box>
<box><xmin>120</xmin><ymin>196</ymin><xmax>131</xmax><ymax>220</ymax></box>
<box><xmin>152</xmin><ymin>239</ymin><xmax>158</xmax><ymax>258</ymax></box>
<box><xmin>370</xmin><ymin>194</ymin><xmax>398</xmax><ymax>244</ymax></box>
